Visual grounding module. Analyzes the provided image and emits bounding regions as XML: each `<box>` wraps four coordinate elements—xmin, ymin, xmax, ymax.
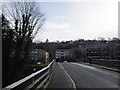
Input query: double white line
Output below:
<box><xmin>58</xmin><ymin>62</ymin><xmax>77</xmax><ymax>90</ymax></box>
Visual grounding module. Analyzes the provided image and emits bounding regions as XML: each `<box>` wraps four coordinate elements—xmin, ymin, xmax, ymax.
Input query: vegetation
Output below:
<box><xmin>33</xmin><ymin>38</ymin><xmax>120</xmax><ymax>61</ymax></box>
<box><xmin>17</xmin><ymin>62</ymin><xmax>50</xmax><ymax>80</ymax></box>
<box><xmin>2</xmin><ymin>2</ymin><xmax>45</xmax><ymax>87</ymax></box>
<box><xmin>2</xmin><ymin>2</ymin><xmax>120</xmax><ymax>88</ymax></box>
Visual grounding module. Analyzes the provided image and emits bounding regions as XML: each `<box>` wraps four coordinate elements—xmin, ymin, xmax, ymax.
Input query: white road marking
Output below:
<box><xmin>58</xmin><ymin>62</ymin><xmax>76</xmax><ymax>90</ymax></box>
<box><xmin>72</xmin><ymin>63</ymin><xmax>96</xmax><ymax>70</ymax></box>
<box><xmin>71</xmin><ymin>63</ymin><xmax>118</xmax><ymax>77</ymax></box>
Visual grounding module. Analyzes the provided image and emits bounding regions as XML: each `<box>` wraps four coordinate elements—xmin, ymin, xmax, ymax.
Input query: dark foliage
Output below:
<box><xmin>2</xmin><ymin>2</ymin><xmax>45</xmax><ymax>87</ymax></box>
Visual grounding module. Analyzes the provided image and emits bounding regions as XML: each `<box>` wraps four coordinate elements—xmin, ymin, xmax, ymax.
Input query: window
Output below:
<box><xmin>61</xmin><ymin>53</ymin><xmax>64</xmax><ymax>55</ymax></box>
<box><xmin>32</xmin><ymin>51</ymin><xmax>34</xmax><ymax>53</ymax></box>
<box><xmin>61</xmin><ymin>51</ymin><xmax>63</xmax><ymax>52</ymax></box>
<box><xmin>35</xmin><ymin>51</ymin><xmax>38</xmax><ymax>54</ymax></box>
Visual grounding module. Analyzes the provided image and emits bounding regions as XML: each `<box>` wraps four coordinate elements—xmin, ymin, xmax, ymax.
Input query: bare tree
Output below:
<box><xmin>3</xmin><ymin>2</ymin><xmax>45</xmax><ymax>40</ymax></box>
<box><xmin>3</xmin><ymin>2</ymin><xmax>45</xmax><ymax>63</ymax></box>
<box><xmin>2</xmin><ymin>2</ymin><xmax>45</xmax><ymax>86</ymax></box>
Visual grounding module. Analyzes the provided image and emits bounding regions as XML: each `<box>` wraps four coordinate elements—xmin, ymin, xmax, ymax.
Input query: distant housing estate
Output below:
<box><xmin>55</xmin><ymin>40</ymin><xmax>120</xmax><ymax>62</ymax></box>
<box><xmin>33</xmin><ymin>38</ymin><xmax>120</xmax><ymax>61</ymax></box>
<box><xmin>86</xmin><ymin>41</ymin><xmax>120</xmax><ymax>60</ymax></box>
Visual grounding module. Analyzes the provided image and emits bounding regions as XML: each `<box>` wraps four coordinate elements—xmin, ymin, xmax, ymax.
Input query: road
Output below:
<box><xmin>48</xmin><ymin>62</ymin><xmax>119</xmax><ymax>89</ymax></box>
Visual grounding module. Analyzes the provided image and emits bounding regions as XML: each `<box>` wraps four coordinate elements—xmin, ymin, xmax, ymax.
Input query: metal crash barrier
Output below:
<box><xmin>3</xmin><ymin>60</ymin><xmax>55</xmax><ymax>90</ymax></box>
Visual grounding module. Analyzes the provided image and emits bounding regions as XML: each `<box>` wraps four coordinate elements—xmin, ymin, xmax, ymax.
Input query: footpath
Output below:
<box><xmin>46</xmin><ymin>62</ymin><xmax>74</xmax><ymax>89</ymax></box>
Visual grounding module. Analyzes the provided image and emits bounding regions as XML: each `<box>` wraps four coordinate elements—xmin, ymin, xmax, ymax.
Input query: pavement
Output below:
<box><xmin>47</xmin><ymin>61</ymin><xmax>119</xmax><ymax>89</ymax></box>
<box><xmin>47</xmin><ymin>62</ymin><xmax>74</xmax><ymax>88</ymax></box>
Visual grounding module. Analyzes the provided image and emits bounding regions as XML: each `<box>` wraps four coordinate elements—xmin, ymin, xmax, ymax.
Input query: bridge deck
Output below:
<box><xmin>47</xmin><ymin>62</ymin><xmax>119</xmax><ymax>89</ymax></box>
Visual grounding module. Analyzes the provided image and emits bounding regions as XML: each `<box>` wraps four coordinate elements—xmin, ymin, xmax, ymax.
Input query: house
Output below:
<box><xmin>31</xmin><ymin>49</ymin><xmax>49</xmax><ymax>64</ymax></box>
<box><xmin>55</xmin><ymin>49</ymin><xmax>75</xmax><ymax>62</ymax></box>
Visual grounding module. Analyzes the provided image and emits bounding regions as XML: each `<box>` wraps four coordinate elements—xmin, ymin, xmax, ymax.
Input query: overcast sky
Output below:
<box><xmin>32</xmin><ymin>0</ymin><xmax>119</xmax><ymax>43</ymax></box>
<box><xmin>1</xmin><ymin>0</ymin><xmax>119</xmax><ymax>42</ymax></box>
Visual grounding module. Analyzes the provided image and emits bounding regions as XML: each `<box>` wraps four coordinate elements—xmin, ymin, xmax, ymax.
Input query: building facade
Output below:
<box><xmin>55</xmin><ymin>49</ymin><xmax>75</xmax><ymax>61</ymax></box>
<box><xmin>31</xmin><ymin>49</ymin><xmax>49</xmax><ymax>64</ymax></box>
<box><xmin>86</xmin><ymin>44</ymin><xmax>109</xmax><ymax>59</ymax></box>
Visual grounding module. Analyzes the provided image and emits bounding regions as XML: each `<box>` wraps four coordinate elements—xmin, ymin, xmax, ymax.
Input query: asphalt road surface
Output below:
<box><xmin>48</xmin><ymin>62</ymin><xmax>119</xmax><ymax>89</ymax></box>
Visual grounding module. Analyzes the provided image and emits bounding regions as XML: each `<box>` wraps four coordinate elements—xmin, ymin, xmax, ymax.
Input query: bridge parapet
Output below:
<box><xmin>3</xmin><ymin>60</ymin><xmax>55</xmax><ymax>90</ymax></box>
<box><xmin>83</xmin><ymin>59</ymin><xmax>120</xmax><ymax>69</ymax></box>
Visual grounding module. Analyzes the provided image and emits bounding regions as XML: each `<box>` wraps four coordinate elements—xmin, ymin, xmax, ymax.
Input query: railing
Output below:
<box><xmin>83</xmin><ymin>59</ymin><xmax>120</xmax><ymax>69</ymax></box>
<box><xmin>92</xmin><ymin>59</ymin><xmax>120</xmax><ymax>68</ymax></box>
<box><xmin>3</xmin><ymin>60</ymin><xmax>55</xmax><ymax>90</ymax></box>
